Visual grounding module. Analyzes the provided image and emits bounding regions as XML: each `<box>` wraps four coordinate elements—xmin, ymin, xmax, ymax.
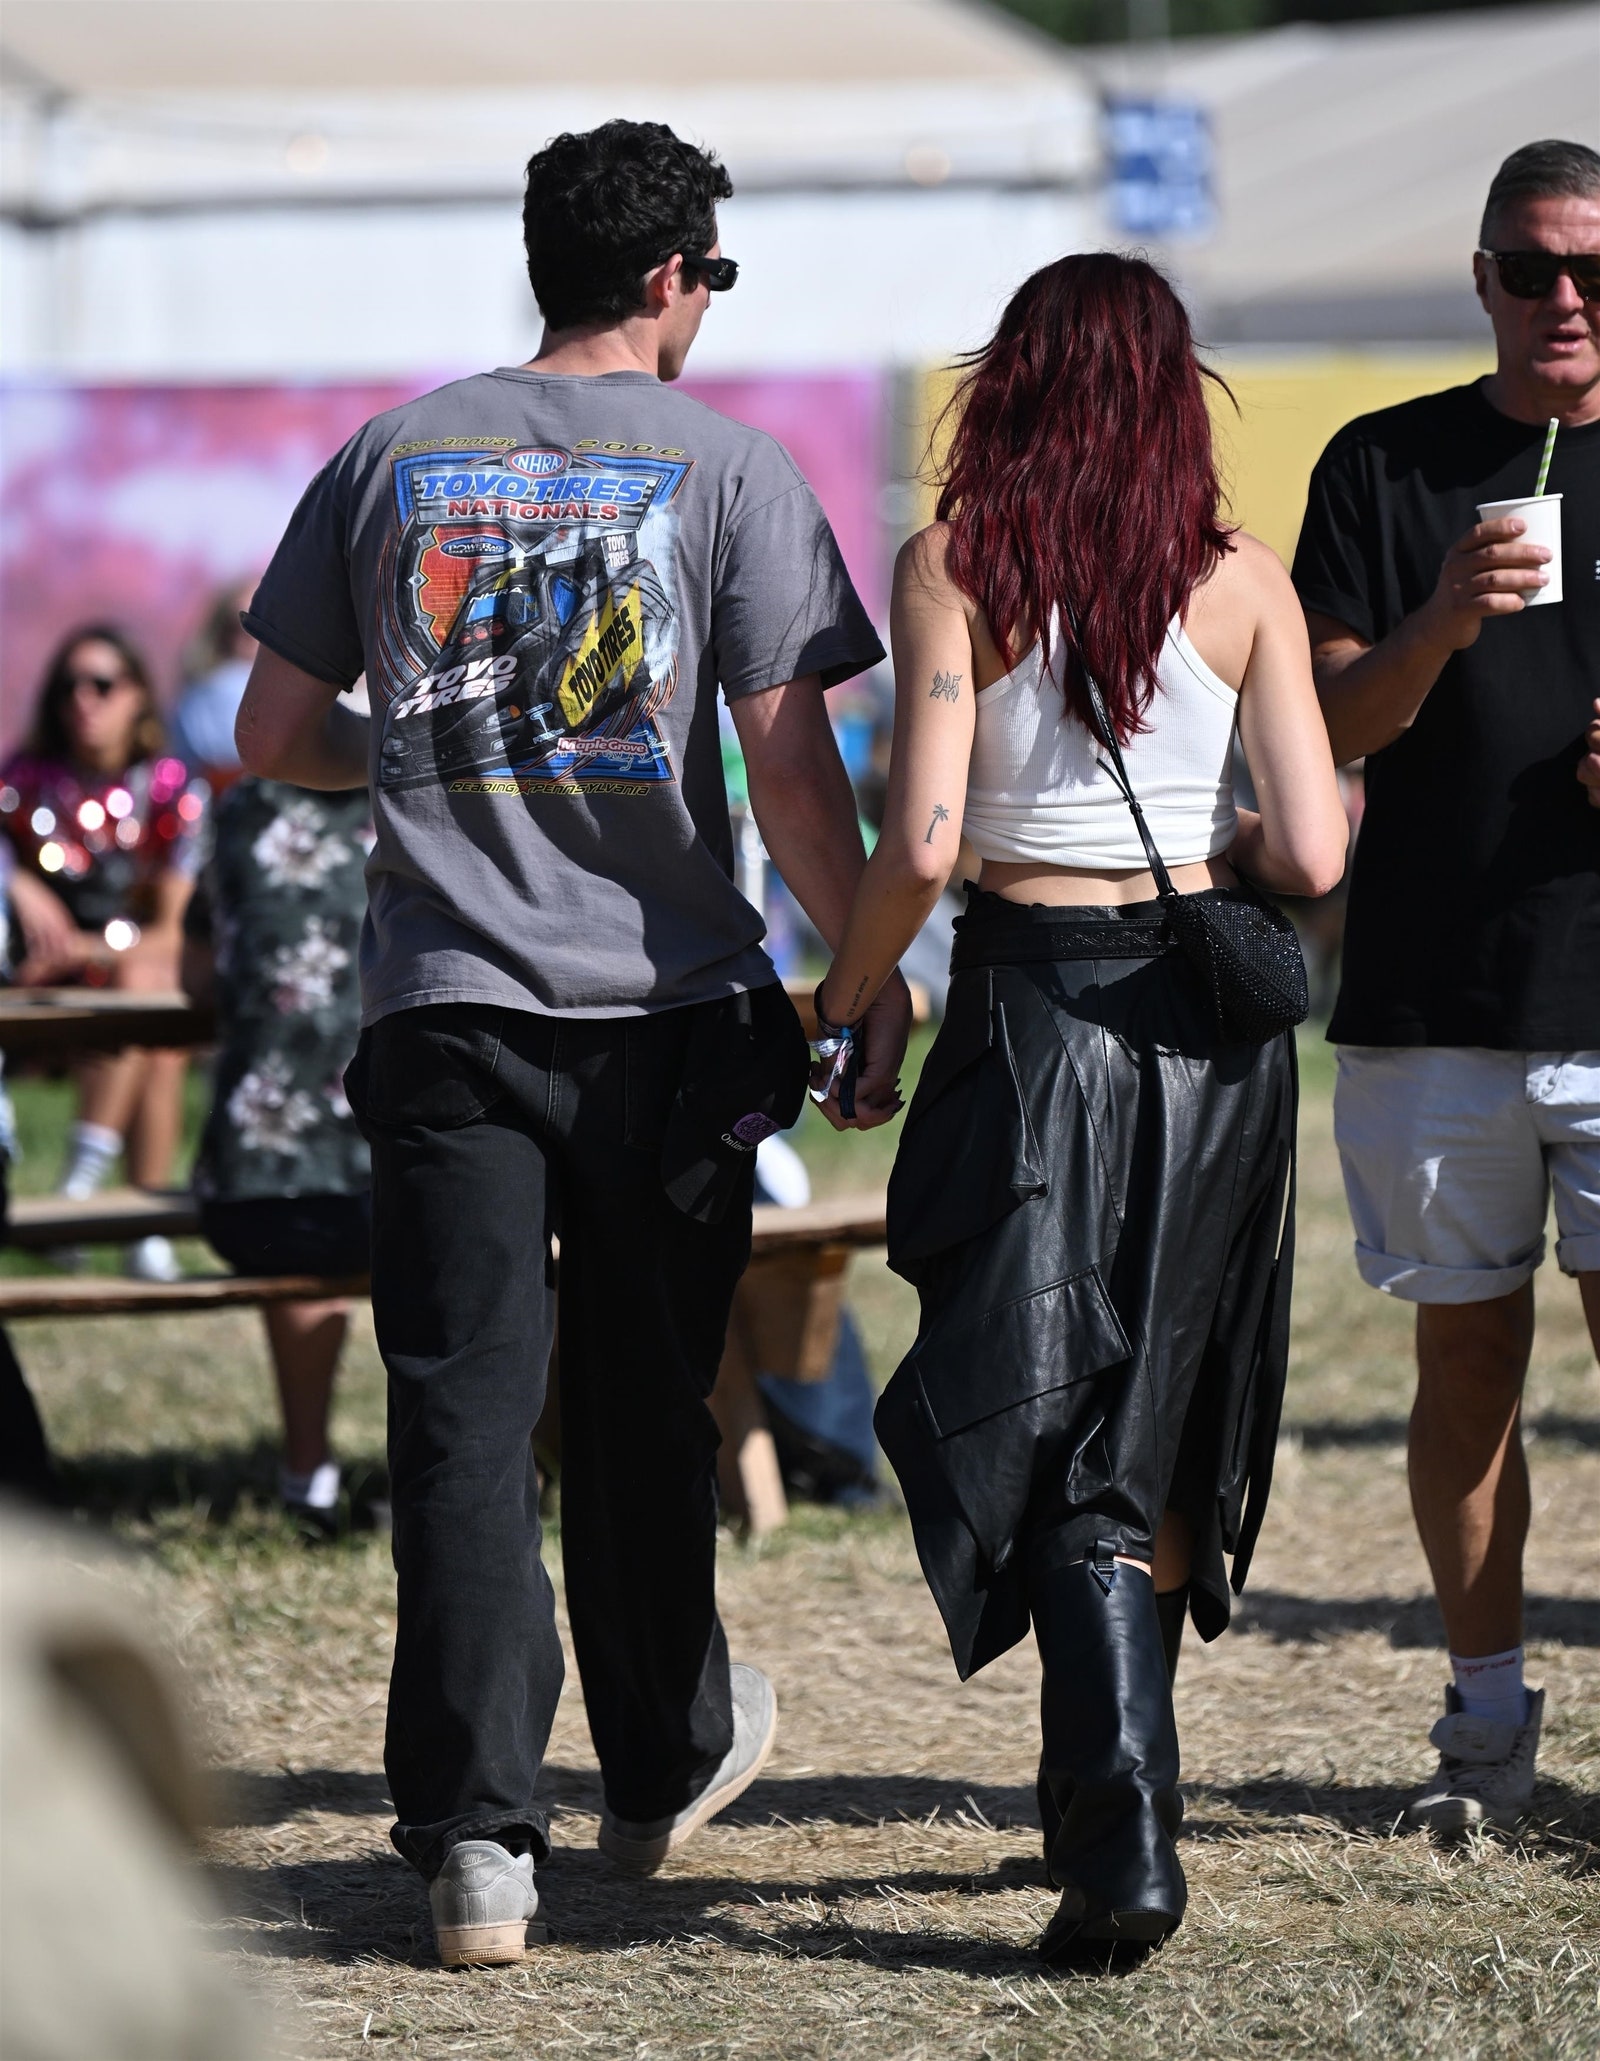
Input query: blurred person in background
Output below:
<box><xmin>233</xmin><ymin>118</ymin><xmax>905</xmax><ymax>1967</ymax></box>
<box><xmin>0</xmin><ymin>626</ymin><xmax>200</xmax><ymax>1281</ymax></box>
<box><xmin>813</xmin><ymin>252</ymin><xmax>1346</xmax><ymax>1965</ymax></box>
<box><xmin>1294</xmin><ymin>138</ymin><xmax>1600</xmax><ymax>1836</ymax></box>
<box><xmin>182</xmin><ymin>766</ymin><xmax>372</xmax><ymax>1536</ymax></box>
<box><xmin>169</xmin><ymin>578</ymin><xmax>258</xmax><ymax>791</ymax></box>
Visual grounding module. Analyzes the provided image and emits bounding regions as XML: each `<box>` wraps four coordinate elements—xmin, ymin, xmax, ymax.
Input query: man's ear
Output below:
<box><xmin>1472</xmin><ymin>249</ymin><xmax>1492</xmax><ymax>314</ymax></box>
<box><xmin>643</xmin><ymin>255</ymin><xmax>683</xmax><ymax>313</ymax></box>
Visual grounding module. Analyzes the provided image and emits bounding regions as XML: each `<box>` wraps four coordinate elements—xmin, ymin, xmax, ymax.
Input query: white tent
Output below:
<box><xmin>1082</xmin><ymin>2</ymin><xmax>1600</xmax><ymax>343</ymax></box>
<box><xmin>0</xmin><ymin>0</ymin><xmax>1102</xmax><ymax>377</ymax></box>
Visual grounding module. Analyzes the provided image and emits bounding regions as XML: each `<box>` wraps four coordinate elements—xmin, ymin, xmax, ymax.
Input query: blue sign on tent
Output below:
<box><xmin>1104</xmin><ymin>97</ymin><xmax>1216</xmax><ymax>241</ymax></box>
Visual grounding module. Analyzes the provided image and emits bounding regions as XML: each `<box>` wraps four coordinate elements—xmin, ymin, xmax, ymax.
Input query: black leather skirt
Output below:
<box><xmin>875</xmin><ymin>887</ymin><xmax>1297</xmax><ymax>1679</ymax></box>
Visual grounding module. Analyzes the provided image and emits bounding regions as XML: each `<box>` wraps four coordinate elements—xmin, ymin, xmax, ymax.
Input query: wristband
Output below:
<box><xmin>808</xmin><ymin>984</ymin><xmax>860</xmax><ymax>1119</ymax></box>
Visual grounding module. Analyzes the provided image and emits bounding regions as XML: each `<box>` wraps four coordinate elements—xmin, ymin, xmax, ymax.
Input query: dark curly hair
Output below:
<box><xmin>523</xmin><ymin>120</ymin><xmax>732</xmax><ymax>331</ymax></box>
<box><xmin>26</xmin><ymin>624</ymin><xmax>165</xmax><ymax>766</ymax></box>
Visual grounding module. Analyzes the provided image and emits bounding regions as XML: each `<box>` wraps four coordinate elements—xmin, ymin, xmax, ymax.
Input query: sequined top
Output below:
<box><xmin>0</xmin><ymin>753</ymin><xmax>202</xmax><ymax>939</ymax></box>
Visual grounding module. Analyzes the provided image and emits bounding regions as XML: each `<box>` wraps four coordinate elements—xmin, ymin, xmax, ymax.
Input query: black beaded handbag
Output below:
<box><xmin>1077</xmin><ymin>645</ymin><xmax>1309</xmax><ymax>1046</ymax></box>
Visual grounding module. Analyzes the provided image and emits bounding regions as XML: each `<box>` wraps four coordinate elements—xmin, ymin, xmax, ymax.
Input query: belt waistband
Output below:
<box><xmin>950</xmin><ymin>910</ymin><xmax>1173</xmax><ymax>972</ymax></box>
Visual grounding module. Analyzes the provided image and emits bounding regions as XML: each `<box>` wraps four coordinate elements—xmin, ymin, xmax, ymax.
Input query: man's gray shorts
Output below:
<box><xmin>1333</xmin><ymin>1048</ymin><xmax>1600</xmax><ymax>1304</ymax></box>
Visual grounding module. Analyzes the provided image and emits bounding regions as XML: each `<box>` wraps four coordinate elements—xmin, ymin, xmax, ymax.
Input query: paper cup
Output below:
<box><xmin>1477</xmin><ymin>492</ymin><xmax>1563</xmax><ymax>606</ymax></box>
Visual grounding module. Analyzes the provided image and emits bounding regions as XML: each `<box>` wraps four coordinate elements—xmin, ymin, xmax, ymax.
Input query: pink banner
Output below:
<box><xmin>0</xmin><ymin>374</ymin><xmax>886</xmax><ymax>750</ymax></box>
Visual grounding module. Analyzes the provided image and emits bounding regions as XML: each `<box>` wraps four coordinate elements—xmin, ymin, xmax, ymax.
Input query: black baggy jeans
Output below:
<box><xmin>347</xmin><ymin>1000</ymin><xmax>754</xmax><ymax>1878</ymax></box>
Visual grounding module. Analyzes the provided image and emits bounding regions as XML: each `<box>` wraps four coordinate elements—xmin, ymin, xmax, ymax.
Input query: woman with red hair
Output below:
<box><xmin>814</xmin><ymin>255</ymin><xmax>1347</xmax><ymax>1963</ymax></box>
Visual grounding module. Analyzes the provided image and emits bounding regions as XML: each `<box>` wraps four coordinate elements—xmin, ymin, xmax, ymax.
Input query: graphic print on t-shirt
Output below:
<box><xmin>373</xmin><ymin>440</ymin><xmax>692</xmax><ymax>796</ymax></box>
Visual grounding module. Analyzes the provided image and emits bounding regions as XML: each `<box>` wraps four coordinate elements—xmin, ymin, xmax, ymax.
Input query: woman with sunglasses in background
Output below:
<box><xmin>1</xmin><ymin>626</ymin><xmax>201</xmax><ymax>1280</ymax></box>
<box><xmin>810</xmin><ymin>253</ymin><xmax>1346</xmax><ymax>1964</ymax></box>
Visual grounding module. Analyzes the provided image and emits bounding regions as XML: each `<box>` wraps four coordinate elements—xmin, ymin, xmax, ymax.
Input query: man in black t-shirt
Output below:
<box><xmin>1295</xmin><ymin>140</ymin><xmax>1600</xmax><ymax>1838</ymax></box>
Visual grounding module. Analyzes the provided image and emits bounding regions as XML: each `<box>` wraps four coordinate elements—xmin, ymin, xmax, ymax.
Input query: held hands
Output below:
<box><xmin>1421</xmin><ymin>517</ymin><xmax>1551</xmax><ymax>651</ymax></box>
<box><xmin>1581</xmin><ymin>699</ymin><xmax>1600</xmax><ymax>811</ymax></box>
<box><xmin>809</xmin><ymin>969</ymin><xmax>913</xmax><ymax>1132</ymax></box>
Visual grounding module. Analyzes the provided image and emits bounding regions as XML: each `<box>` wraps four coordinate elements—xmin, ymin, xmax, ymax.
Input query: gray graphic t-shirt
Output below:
<box><xmin>245</xmin><ymin>367</ymin><xmax>884</xmax><ymax>1023</ymax></box>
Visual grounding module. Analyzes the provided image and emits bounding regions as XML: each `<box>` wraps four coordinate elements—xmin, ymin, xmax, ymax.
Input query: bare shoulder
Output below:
<box><xmin>1190</xmin><ymin>531</ymin><xmax>1300</xmax><ymax>635</ymax></box>
<box><xmin>894</xmin><ymin>522</ymin><xmax>962</xmax><ymax>607</ymax></box>
<box><xmin>1214</xmin><ymin>530</ymin><xmax>1296</xmax><ymax>604</ymax></box>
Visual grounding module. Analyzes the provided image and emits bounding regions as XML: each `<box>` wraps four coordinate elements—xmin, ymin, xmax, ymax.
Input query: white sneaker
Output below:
<box><xmin>597</xmin><ymin>1662</ymin><xmax>777</xmax><ymax>1875</ymax></box>
<box><xmin>1406</xmin><ymin>1686</ymin><xmax>1544</xmax><ymax>1835</ymax></box>
<box><xmin>124</xmin><ymin>1234</ymin><xmax>181</xmax><ymax>1283</ymax></box>
<box><xmin>429</xmin><ymin>1841</ymin><xmax>543</xmax><ymax>1968</ymax></box>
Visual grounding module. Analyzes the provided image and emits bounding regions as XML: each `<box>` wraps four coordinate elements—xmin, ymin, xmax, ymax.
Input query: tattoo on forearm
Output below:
<box><xmin>845</xmin><ymin>974</ymin><xmax>868</xmax><ymax>1016</ymax></box>
<box><xmin>929</xmin><ymin>669</ymin><xmax>963</xmax><ymax>702</ymax></box>
<box><xmin>924</xmin><ymin>802</ymin><xmax>950</xmax><ymax>843</ymax></box>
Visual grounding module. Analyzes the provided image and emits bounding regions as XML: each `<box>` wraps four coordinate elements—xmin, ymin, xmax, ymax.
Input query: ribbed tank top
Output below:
<box><xmin>964</xmin><ymin>619</ymin><xmax>1239</xmax><ymax>871</ymax></box>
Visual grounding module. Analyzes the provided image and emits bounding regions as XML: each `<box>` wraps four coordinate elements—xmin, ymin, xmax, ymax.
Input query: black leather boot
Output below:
<box><xmin>1036</xmin><ymin>1577</ymin><xmax>1189</xmax><ymax>1876</ymax></box>
<box><xmin>1030</xmin><ymin>1544</ymin><xmax>1186</xmax><ymax>1963</ymax></box>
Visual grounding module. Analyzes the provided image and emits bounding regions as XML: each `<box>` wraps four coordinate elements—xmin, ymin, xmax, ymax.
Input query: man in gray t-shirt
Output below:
<box><xmin>245</xmin><ymin>369</ymin><xmax>878</xmax><ymax>1021</ymax></box>
<box><xmin>237</xmin><ymin>120</ymin><xmax>909</xmax><ymax>1963</ymax></box>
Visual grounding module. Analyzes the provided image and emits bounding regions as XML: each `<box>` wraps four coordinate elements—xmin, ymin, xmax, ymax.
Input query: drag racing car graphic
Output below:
<box><xmin>379</xmin><ymin>528</ymin><xmax>677</xmax><ymax>792</ymax></box>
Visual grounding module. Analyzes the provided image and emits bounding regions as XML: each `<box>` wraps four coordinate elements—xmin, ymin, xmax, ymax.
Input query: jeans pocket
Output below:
<box><xmin>352</xmin><ymin>1006</ymin><xmax>504</xmax><ymax>1132</ymax></box>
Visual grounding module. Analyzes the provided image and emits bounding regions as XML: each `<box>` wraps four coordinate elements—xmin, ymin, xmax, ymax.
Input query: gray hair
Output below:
<box><xmin>1481</xmin><ymin>139</ymin><xmax>1600</xmax><ymax>244</ymax></box>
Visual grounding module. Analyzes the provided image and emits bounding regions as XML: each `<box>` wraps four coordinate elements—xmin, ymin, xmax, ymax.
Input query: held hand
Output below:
<box><xmin>1420</xmin><ymin>517</ymin><xmax>1550</xmax><ymax>652</ymax></box>
<box><xmin>849</xmin><ymin>973</ymin><xmax>913</xmax><ymax>1131</ymax></box>
<box><xmin>1580</xmin><ymin>699</ymin><xmax>1600</xmax><ymax>811</ymax></box>
<box><xmin>810</xmin><ymin>969</ymin><xmax>912</xmax><ymax>1132</ymax></box>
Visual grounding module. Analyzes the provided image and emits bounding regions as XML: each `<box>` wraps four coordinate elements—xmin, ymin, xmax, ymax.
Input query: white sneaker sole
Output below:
<box><xmin>435</xmin><ymin>1916</ymin><xmax>548</xmax><ymax>1968</ymax></box>
<box><xmin>598</xmin><ymin>1703</ymin><xmax>778</xmax><ymax>1875</ymax></box>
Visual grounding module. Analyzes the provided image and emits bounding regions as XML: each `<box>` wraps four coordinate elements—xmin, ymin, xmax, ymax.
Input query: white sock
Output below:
<box><xmin>60</xmin><ymin>1121</ymin><xmax>122</xmax><ymax>1199</ymax></box>
<box><xmin>1451</xmin><ymin>1646</ymin><xmax>1528</xmax><ymax>1727</ymax></box>
<box><xmin>280</xmin><ymin>1460</ymin><xmax>340</xmax><ymax>1511</ymax></box>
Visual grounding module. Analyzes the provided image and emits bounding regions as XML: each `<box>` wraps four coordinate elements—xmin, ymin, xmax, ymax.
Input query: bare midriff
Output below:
<box><xmin>978</xmin><ymin>852</ymin><xmax>1239</xmax><ymax>907</ymax></box>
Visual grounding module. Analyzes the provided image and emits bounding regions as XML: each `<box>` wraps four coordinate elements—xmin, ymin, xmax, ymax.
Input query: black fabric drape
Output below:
<box><xmin>875</xmin><ymin>893</ymin><xmax>1297</xmax><ymax>1680</ymax></box>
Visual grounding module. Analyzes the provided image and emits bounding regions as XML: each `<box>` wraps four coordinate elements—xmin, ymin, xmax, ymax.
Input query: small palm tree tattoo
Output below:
<box><xmin>924</xmin><ymin>802</ymin><xmax>950</xmax><ymax>844</ymax></box>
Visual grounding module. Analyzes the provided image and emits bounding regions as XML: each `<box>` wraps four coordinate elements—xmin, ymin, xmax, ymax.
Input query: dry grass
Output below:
<box><xmin>13</xmin><ymin>1036</ymin><xmax>1600</xmax><ymax>2059</ymax></box>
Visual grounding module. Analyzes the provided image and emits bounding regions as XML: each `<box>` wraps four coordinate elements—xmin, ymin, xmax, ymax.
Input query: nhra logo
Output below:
<box><xmin>508</xmin><ymin>449</ymin><xmax>567</xmax><ymax>477</ymax></box>
<box><xmin>439</xmin><ymin>535</ymin><xmax>513</xmax><ymax>559</ymax></box>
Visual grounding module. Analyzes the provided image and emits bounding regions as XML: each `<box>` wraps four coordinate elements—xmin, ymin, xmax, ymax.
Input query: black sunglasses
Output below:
<box><xmin>67</xmin><ymin>671</ymin><xmax>131</xmax><ymax>697</ymax></box>
<box><xmin>681</xmin><ymin>253</ymin><xmax>738</xmax><ymax>293</ymax></box>
<box><xmin>1479</xmin><ymin>248</ymin><xmax>1600</xmax><ymax>302</ymax></box>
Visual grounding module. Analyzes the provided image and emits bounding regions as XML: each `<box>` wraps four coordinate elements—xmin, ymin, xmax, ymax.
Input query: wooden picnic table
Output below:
<box><xmin>0</xmin><ymin>989</ymin><xmax>214</xmax><ymax>1059</ymax></box>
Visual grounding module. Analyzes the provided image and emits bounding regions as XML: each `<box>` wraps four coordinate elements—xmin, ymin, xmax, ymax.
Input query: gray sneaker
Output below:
<box><xmin>1406</xmin><ymin>1686</ymin><xmax>1544</xmax><ymax>1835</ymax></box>
<box><xmin>429</xmin><ymin>1841</ymin><xmax>543</xmax><ymax>1967</ymax></box>
<box><xmin>597</xmin><ymin>1662</ymin><xmax>777</xmax><ymax>1875</ymax></box>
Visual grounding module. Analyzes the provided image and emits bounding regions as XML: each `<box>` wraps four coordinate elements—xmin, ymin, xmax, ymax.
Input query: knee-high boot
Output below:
<box><xmin>1036</xmin><ymin>1579</ymin><xmax>1188</xmax><ymax>1875</ymax></box>
<box><xmin>1030</xmin><ymin>1546</ymin><xmax>1186</xmax><ymax>1960</ymax></box>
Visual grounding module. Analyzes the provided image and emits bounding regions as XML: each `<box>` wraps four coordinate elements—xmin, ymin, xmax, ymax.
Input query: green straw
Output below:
<box><xmin>1534</xmin><ymin>415</ymin><xmax>1558</xmax><ymax>495</ymax></box>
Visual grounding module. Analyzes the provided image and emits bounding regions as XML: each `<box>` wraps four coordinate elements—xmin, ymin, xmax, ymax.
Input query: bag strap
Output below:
<box><xmin>1060</xmin><ymin>599</ymin><xmax>1178</xmax><ymax>902</ymax></box>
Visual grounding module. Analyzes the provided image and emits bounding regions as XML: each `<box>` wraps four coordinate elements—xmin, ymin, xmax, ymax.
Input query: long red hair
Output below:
<box><xmin>935</xmin><ymin>253</ymin><xmax>1233</xmax><ymax>744</ymax></box>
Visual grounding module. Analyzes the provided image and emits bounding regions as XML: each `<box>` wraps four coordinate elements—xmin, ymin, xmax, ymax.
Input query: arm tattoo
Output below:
<box><xmin>929</xmin><ymin>669</ymin><xmax>963</xmax><ymax>703</ymax></box>
<box><xmin>924</xmin><ymin>802</ymin><xmax>950</xmax><ymax>844</ymax></box>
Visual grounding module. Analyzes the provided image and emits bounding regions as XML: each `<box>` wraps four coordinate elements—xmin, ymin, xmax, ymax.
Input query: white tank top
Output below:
<box><xmin>964</xmin><ymin>619</ymin><xmax>1239</xmax><ymax>871</ymax></box>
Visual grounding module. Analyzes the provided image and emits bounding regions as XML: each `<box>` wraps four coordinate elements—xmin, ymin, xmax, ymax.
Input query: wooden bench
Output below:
<box><xmin>1</xmin><ymin>1188</ymin><xmax>889</xmax><ymax>1534</ymax></box>
<box><xmin>0</xmin><ymin>987</ymin><xmax>907</xmax><ymax>1531</ymax></box>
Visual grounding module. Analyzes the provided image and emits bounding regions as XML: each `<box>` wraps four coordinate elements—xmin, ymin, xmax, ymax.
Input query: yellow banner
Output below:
<box><xmin>556</xmin><ymin>583</ymin><xmax>641</xmax><ymax>729</ymax></box>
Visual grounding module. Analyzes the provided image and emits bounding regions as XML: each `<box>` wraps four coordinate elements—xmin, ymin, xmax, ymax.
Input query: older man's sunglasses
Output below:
<box><xmin>1479</xmin><ymin>248</ymin><xmax>1600</xmax><ymax>302</ymax></box>
<box><xmin>681</xmin><ymin>253</ymin><xmax>739</xmax><ymax>292</ymax></box>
